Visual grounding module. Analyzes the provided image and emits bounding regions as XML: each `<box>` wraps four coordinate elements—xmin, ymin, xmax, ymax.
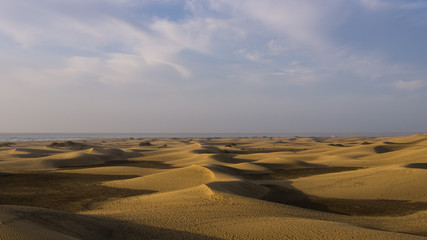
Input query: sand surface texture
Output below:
<box><xmin>1</xmin><ymin>135</ymin><xmax>427</xmax><ymax>239</ymax></box>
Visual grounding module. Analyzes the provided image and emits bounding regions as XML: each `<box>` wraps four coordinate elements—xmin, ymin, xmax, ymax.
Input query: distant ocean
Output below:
<box><xmin>0</xmin><ymin>132</ymin><xmax>423</xmax><ymax>142</ymax></box>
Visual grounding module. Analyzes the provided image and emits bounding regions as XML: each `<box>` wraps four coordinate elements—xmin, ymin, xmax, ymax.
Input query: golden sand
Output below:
<box><xmin>1</xmin><ymin>135</ymin><xmax>427</xmax><ymax>239</ymax></box>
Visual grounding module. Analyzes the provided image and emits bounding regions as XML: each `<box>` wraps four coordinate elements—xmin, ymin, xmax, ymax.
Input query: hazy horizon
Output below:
<box><xmin>1</xmin><ymin>0</ymin><xmax>426</xmax><ymax>133</ymax></box>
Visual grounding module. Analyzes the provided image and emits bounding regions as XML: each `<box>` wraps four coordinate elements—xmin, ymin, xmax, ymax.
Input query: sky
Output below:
<box><xmin>0</xmin><ymin>0</ymin><xmax>426</xmax><ymax>133</ymax></box>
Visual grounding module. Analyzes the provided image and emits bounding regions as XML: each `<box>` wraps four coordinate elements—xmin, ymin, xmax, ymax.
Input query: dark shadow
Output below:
<box><xmin>406</xmin><ymin>163</ymin><xmax>427</xmax><ymax>169</ymax></box>
<box><xmin>261</xmin><ymin>184</ymin><xmax>427</xmax><ymax>216</ymax></box>
<box><xmin>269</xmin><ymin>167</ymin><xmax>363</xmax><ymax>179</ymax></box>
<box><xmin>210</xmin><ymin>154</ymin><xmax>254</xmax><ymax>164</ymax></box>
<box><xmin>12</xmin><ymin>153</ymin><xmax>51</xmax><ymax>158</ymax></box>
<box><xmin>374</xmin><ymin>144</ymin><xmax>410</xmax><ymax>154</ymax></box>
<box><xmin>193</xmin><ymin>146</ymin><xmax>220</xmax><ymax>154</ymax></box>
<box><xmin>262</xmin><ymin>184</ymin><xmax>332</xmax><ymax>213</ymax></box>
<box><xmin>206</xmin><ymin>164</ymin><xmax>273</xmax><ymax>180</ymax></box>
<box><xmin>0</xmin><ymin>142</ymin><xmax>16</xmax><ymax>147</ymax></box>
<box><xmin>192</xmin><ymin>145</ymin><xmax>255</xmax><ymax>164</ymax></box>
<box><xmin>374</xmin><ymin>145</ymin><xmax>395</xmax><ymax>153</ymax></box>
<box><xmin>193</xmin><ymin>145</ymin><xmax>307</xmax><ymax>155</ymax></box>
<box><xmin>253</xmin><ymin>161</ymin><xmax>325</xmax><ymax>171</ymax></box>
<box><xmin>120</xmin><ymin>224</ymin><xmax>223</xmax><ymax>240</ymax></box>
<box><xmin>5</xmin><ymin>205</ymin><xmax>222</xmax><ymax>240</ymax></box>
<box><xmin>207</xmin><ymin>181</ymin><xmax>269</xmax><ymax>199</ymax></box>
<box><xmin>384</xmin><ymin>137</ymin><xmax>427</xmax><ymax>145</ymax></box>
<box><xmin>226</xmin><ymin>148</ymin><xmax>308</xmax><ymax>154</ymax></box>
<box><xmin>10</xmin><ymin>147</ymin><xmax>64</xmax><ymax>155</ymax></box>
<box><xmin>0</xmin><ymin>172</ymin><xmax>156</xmax><ymax>212</ymax></box>
<box><xmin>58</xmin><ymin>159</ymin><xmax>175</xmax><ymax>170</ymax></box>
<box><xmin>311</xmin><ymin>137</ymin><xmax>332</xmax><ymax>143</ymax></box>
<box><xmin>131</xmin><ymin>149</ymin><xmax>156</xmax><ymax>153</ymax></box>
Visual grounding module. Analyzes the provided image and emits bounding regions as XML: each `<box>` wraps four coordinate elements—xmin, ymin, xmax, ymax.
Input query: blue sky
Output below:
<box><xmin>0</xmin><ymin>0</ymin><xmax>426</xmax><ymax>133</ymax></box>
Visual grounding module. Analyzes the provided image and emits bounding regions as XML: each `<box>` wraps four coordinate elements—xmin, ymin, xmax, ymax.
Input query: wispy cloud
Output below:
<box><xmin>392</xmin><ymin>80</ymin><xmax>425</xmax><ymax>91</ymax></box>
<box><xmin>0</xmin><ymin>0</ymin><xmax>426</xmax><ymax>132</ymax></box>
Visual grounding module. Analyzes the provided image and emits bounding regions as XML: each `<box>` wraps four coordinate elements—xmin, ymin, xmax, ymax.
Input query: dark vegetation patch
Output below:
<box><xmin>406</xmin><ymin>163</ymin><xmax>427</xmax><ymax>169</ymax></box>
<box><xmin>224</xmin><ymin>143</ymin><xmax>237</xmax><ymax>147</ymax></box>
<box><xmin>49</xmin><ymin>141</ymin><xmax>91</xmax><ymax>150</ymax></box>
<box><xmin>139</xmin><ymin>141</ymin><xmax>152</xmax><ymax>146</ymax></box>
<box><xmin>0</xmin><ymin>172</ymin><xmax>155</xmax><ymax>212</ymax></box>
<box><xmin>262</xmin><ymin>184</ymin><xmax>427</xmax><ymax>216</ymax></box>
<box><xmin>0</xmin><ymin>142</ymin><xmax>16</xmax><ymax>147</ymax></box>
<box><xmin>328</xmin><ymin>143</ymin><xmax>345</xmax><ymax>147</ymax></box>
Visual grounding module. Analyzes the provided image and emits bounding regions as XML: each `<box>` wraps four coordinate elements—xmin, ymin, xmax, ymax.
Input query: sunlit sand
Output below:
<box><xmin>1</xmin><ymin>135</ymin><xmax>427</xmax><ymax>239</ymax></box>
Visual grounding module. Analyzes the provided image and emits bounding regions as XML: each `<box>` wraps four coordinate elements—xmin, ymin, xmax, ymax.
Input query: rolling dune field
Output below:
<box><xmin>1</xmin><ymin>134</ymin><xmax>427</xmax><ymax>239</ymax></box>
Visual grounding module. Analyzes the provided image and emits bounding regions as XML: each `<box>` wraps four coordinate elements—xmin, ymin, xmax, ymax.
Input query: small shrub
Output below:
<box><xmin>48</xmin><ymin>141</ymin><xmax>89</xmax><ymax>149</ymax></box>
<box><xmin>328</xmin><ymin>143</ymin><xmax>344</xmax><ymax>147</ymax></box>
<box><xmin>49</xmin><ymin>142</ymin><xmax>65</xmax><ymax>147</ymax></box>
<box><xmin>139</xmin><ymin>141</ymin><xmax>152</xmax><ymax>146</ymax></box>
<box><xmin>224</xmin><ymin>143</ymin><xmax>237</xmax><ymax>147</ymax></box>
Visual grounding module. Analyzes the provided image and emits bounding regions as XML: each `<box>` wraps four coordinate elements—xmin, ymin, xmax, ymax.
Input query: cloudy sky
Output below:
<box><xmin>1</xmin><ymin>0</ymin><xmax>426</xmax><ymax>133</ymax></box>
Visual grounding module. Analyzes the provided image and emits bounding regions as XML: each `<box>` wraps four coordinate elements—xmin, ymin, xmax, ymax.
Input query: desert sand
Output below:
<box><xmin>1</xmin><ymin>134</ymin><xmax>427</xmax><ymax>239</ymax></box>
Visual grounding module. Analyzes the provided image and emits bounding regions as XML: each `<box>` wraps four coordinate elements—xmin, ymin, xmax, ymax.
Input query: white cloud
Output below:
<box><xmin>329</xmin><ymin>47</ymin><xmax>407</xmax><ymax>79</ymax></box>
<box><xmin>1</xmin><ymin>0</ymin><xmax>419</xmax><ymax>90</ymax></box>
<box><xmin>0</xmin><ymin>0</ymin><xmax>426</xmax><ymax>133</ymax></box>
<box><xmin>392</xmin><ymin>80</ymin><xmax>425</xmax><ymax>91</ymax></box>
<box><xmin>275</xmin><ymin>66</ymin><xmax>320</xmax><ymax>85</ymax></box>
<box><xmin>210</xmin><ymin>0</ymin><xmax>334</xmax><ymax>49</ymax></box>
<box><xmin>0</xmin><ymin>0</ymin><xmax>238</xmax><ymax>84</ymax></box>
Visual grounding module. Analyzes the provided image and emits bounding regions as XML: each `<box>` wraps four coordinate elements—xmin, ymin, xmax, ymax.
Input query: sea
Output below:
<box><xmin>0</xmin><ymin>132</ymin><xmax>423</xmax><ymax>142</ymax></box>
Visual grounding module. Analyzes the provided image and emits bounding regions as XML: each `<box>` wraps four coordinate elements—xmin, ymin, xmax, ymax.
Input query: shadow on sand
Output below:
<box><xmin>406</xmin><ymin>163</ymin><xmax>427</xmax><ymax>169</ymax></box>
<box><xmin>261</xmin><ymin>183</ymin><xmax>427</xmax><ymax>216</ymax></box>
<box><xmin>3</xmin><ymin>205</ymin><xmax>222</xmax><ymax>240</ymax></box>
<box><xmin>0</xmin><ymin>172</ymin><xmax>156</xmax><ymax>212</ymax></box>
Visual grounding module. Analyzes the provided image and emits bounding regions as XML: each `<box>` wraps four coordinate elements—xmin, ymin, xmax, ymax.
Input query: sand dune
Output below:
<box><xmin>103</xmin><ymin>165</ymin><xmax>216</xmax><ymax>191</ymax></box>
<box><xmin>292</xmin><ymin>165</ymin><xmax>427</xmax><ymax>201</ymax></box>
<box><xmin>1</xmin><ymin>135</ymin><xmax>427</xmax><ymax>239</ymax></box>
